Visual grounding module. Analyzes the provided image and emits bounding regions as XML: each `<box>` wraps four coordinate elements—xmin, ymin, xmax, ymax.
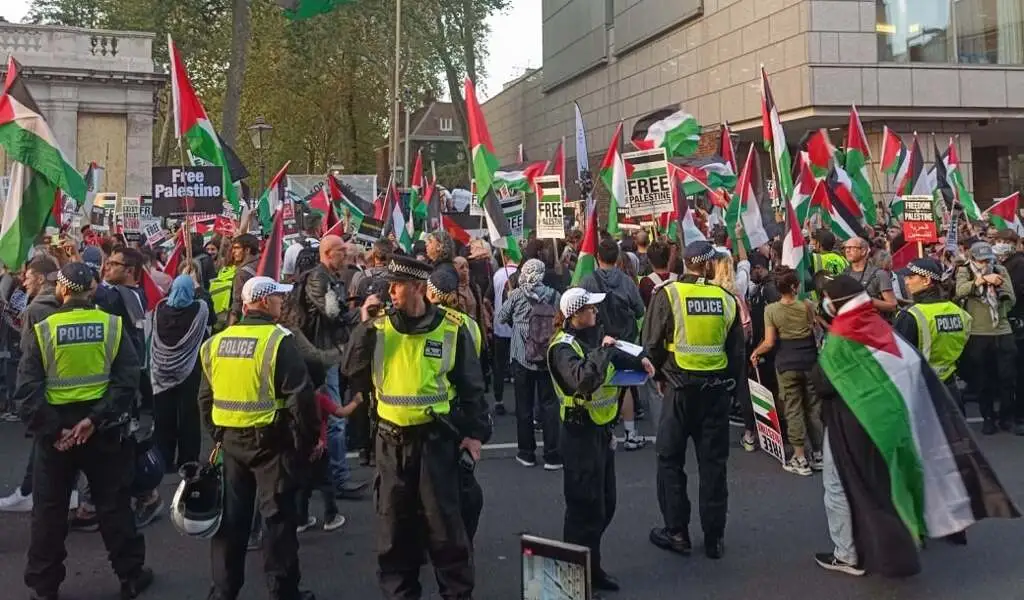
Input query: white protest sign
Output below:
<box><xmin>750</xmin><ymin>378</ymin><xmax>785</xmax><ymax>464</ymax></box>
<box><xmin>623</xmin><ymin>148</ymin><xmax>672</xmax><ymax>218</ymax></box>
<box><xmin>534</xmin><ymin>175</ymin><xmax>565</xmax><ymax>239</ymax></box>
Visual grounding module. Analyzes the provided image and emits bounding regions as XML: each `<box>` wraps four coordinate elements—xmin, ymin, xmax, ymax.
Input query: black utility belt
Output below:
<box><xmin>376</xmin><ymin>419</ymin><xmax>438</xmax><ymax>442</ymax></box>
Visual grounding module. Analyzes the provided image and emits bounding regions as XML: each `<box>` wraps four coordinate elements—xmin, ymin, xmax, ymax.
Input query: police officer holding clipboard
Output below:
<box><xmin>341</xmin><ymin>255</ymin><xmax>489</xmax><ymax>599</ymax></box>
<box><xmin>16</xmin><ymin>262</ymin><xmax>152</xmax><ymax>600</ymax></box>
<box><xmin>198</xmin><ymin>276</ymin><xmax>320</xmax><ymax>600</ymax></box>
<box><xmin>642</xmin><ymin>241</ymin><xmax>745</xmax><ymax>560</ymax></box>
<box><xmin>548</xmin><ymin>287</ymin><xmax>655</xmax><ymax>593</ymax></box>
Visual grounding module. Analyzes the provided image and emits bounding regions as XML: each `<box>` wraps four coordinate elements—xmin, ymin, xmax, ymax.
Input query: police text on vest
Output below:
<box><xmin>686</xmin><ymin>298</ymin><xmax>725</xmax><ymax>316</ymax></box>
<box><xmin>56</xmin><ymin>323</ymin><xmax>105</xmax><ymax>345</ymax></box>
<box><xmin>935</xmin><ymin>314</ymin><xmax>964</xmax><ymax>333</ymax></box>
<box><xmin>218</xmin><ymin>337</ymin><xmax>258</xmax><ymax>358</ymax></box>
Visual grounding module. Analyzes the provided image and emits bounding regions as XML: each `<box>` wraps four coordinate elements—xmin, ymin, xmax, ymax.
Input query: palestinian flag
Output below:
<box><xmin>571</xmin><ymin>191</ymin><xmax>599</xmax><ymax>286</ymax></box>
<box><xmin>945</xmin><ymin>139</ymin><xmax>980</xmax><ymax>220</ymax></box>
<box><xmin>0</xmin><ymin>57</ymin><xmax>86</xmax><ymax>270</ymax></box>
<box><xmin>932</xmin><ymin>139</ymin><xmax>955</xmax><ymax>223</ymax></box>
<box><xmin>257</xmin><ymin>161</ymin><xmax>291</xmax><ymax>232</ymax></box>
<box><xmin>83</xmin><ymin>161</ymin><xmax>104</xmax><ymax>214</ymax></box>
<box><xmin>819</xmin><ymin>294</ymin><xmax>1019</xmax><ymax>547</ymax></box>
<box><xmin>169</xmin><ymin>36</ymin><xmax>240</xmax><ymax>211</ymax></box>
<box><xmin>844</xmin><ymin>106</ymin><xmax>876</xmax><ymax>225</ymax></box>
<box><xmin>257</xmin><ymin>207</ymin><xmax>285</xmax><ymax>280</ymax></box>
<box><xmin>441</xmin><ymin>214</ymin><xmax>471</xmax><ymax>246</ymax></box>
<box><xmin>880</xmin><ymin>126</ymin><xmax>906</xmax><ymax>176</ymax></box>
<box><xmin>719</xmin><ymin>122</ymin><xmax>737</xmax><ymax>172</ymax></box>
<box><xmin>631</xmin><ymin>106</ymin><xmax>701</xmax><ymax>158</ymax></box>
<box><xmin>892</xmin><ymin>134</ymin><xmax>928</xmax><ymax>219</ymax></box>
<box><xmin>550</xmin><ymin>138</ymin><xmax>565</xmax><ymax>186</ymax></box>
<box><xmin>277</xmin><ymin>0</ymin><xmax>355</xmax><ymax>20</ymax></box>
<box><xmin>761</xmin><ymin>67</ymin><xmax>794</xmax><ymax>200</ymax></box>
<box><xmin>162</xmin><ymin>228</ymin><xmax>186</xmax><ymax>276</ymax></box>
<box><xmin>599</xmin><ymin>122</ymin><xmax>627</xmax><ymax>235</ymax></box>
<box><xmin>676</xmin><ymin>162</ymin><xmax>736</xmax><ymax>196</ymax></box>
<box><xmin>465</xmin><ymin>78</ymin><xmax>521</xmax><ymax>261</ymax></box>
<box><xmin>493</xmin><ymin>160</ymin><xmax>548</xmax><ymax>194</ymax></box>
<box><xmin>790</xmin><ymin>152</ymin><xmax>816</xmax><ymax>227</ymax></box>
<box><xmin>987</xmin><ymin>192</ymin><xmax>1024</xmax><ymax>235</ymax></box>
<box><xmin>816</xmin><ymin>167</ymin><xmax>867</xmax><ymax>241</ymax></box>
<box><xmin>804</xmin><ymin>128</ymin><xmax>836</xmax><ymax>178</ymax></box>
<box><xmin>306</xmin><ymin>183</ymin><xmax>339</xmax><ymax>236</ymax></box>
<box><xmin>725</xmin><ymin>145</ymin><xmax>770</xmax><ymax>252</ymax></box>
<box><xmin>409</xmin><ymin>148</ymin><xmax>427</xmax><ymax>220</ymax></box>
<box><xmin>781</xmin><ymin>200</ymin><xmax>811</xmax><ymax>297</ymax></box>
<box><xmin>675</xmin><ymin>175</ymin><xmax>707</xmax><ymax>246</ymax></box>
<box><xmin>327</xmin><ymin>174</ymin><xmax>367</xmax><ymax>229</ymax></box>
<box><xmin>389</xmin><ymin>182</ymin><xmax>413</xmax><ymax>252</ymax></box>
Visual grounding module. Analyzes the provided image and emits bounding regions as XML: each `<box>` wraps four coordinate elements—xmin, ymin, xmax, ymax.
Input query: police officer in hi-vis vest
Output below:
<box><xmin>642</xmin><ymin>241</ymin><xmax>745</xmax><ymax>560</ymax></box>
<box><xmin>342</xmin><ymin>255</ymin><xmax>489</xmax><ymax>600</ymax></box>
<box><xmin>198</xmin><ymin>276</ymin><xmax>320</xmax><ymax>600</ymax></box>
<box><xmin>548</xmin><ymin>288</ymin><xmax>655</xmax><ymax>593</ymax></box>
<box><xmin>424</xmin><ymin>265</ymin><xmax>487</xmax><ymax>543</ymax></box>
<box><xmin>16</xmin><ymin>262</ymin><xmax>152</xmax><ymax>600</ymax></box>
<box><xmin>894</xmin><ymin>258</ymin><xmax>973</xmax><ymax>409</ymax></box>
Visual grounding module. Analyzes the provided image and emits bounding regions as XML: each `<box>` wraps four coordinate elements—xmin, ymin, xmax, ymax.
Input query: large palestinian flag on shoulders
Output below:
<box><xmin>820</xmin><ymin>293</ymin><xmax>1019</xmax><ymax>546</ymax></box>
<box><xmin>0</xmin><ymin>57</ymin><xmax>86</xmax><ymax>269</ymax></box>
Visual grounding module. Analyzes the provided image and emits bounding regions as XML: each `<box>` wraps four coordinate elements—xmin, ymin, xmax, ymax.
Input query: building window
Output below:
<box><xmin>876</xmin><ymin>0</ymin><xmax>1024</xmax><ymax>64</ymax></box>
<box><xmin>439</xmin><ymin>117</ymin><xmax>453</xmax><ymax>132</ymax></box>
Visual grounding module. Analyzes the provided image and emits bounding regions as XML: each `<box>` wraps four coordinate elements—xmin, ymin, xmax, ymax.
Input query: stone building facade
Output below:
<box><xmin>0</xmin><ymin>22</ymin><xmax>164</xmax><ymax>197</ymax></box>
<box><xmin>484</xmin><ymin>0</ymin><xmax>1024</xmax><ymax>209</ymax></box>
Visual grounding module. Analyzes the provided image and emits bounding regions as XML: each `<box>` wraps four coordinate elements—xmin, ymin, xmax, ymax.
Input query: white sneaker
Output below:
<box><xmin>0</xmin><ymin>487</ymin><xmax>32</xmax><ymax>512</ymax></box>
<box><xmin>323</xmin><ymin>514</ymin><xmax>347</xmax><ymax>532</ymax></box>
<box><xmin>623</xmin><ymin>433</ymin><xmax>645</xmax><ymax>451</ymax></box>
<box><xmin>296</xmin><ymin>516</ymin><xmax>318</xmax><ymax>533</ymax></box>
<box><xmin>783</xmin><ymin>456</ymin><xmax>813</xmax><ymax>476</ymax></box>
<box><xmin>69</xmin><ymin>490</ymin><xmax>79</xmax><ymax>510</ymax></box>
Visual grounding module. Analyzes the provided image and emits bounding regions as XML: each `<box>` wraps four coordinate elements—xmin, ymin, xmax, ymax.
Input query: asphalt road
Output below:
<box><xmin>1</xmin><ymin>397</ymin><xmax>1024</xmax><ymax>600</ymax></box>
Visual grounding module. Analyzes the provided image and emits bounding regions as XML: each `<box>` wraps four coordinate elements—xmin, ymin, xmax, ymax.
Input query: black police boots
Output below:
<box><xmin>120</xmin><ymin>566</ymin><xmax>154</xmax><ymax>599</ymax></box>
<box><xmin>649</xmin><ymin>527</ymin><xmax>692</xmax><ymax>555</ymax></box>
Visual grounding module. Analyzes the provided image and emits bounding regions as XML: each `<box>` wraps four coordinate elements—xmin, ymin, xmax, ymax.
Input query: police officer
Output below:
<box><xmin>425</xmin><ymin>265</ymin><xmax>486</xmax><ymax>543</ymax></box>
<box><xmin>894</xmin><ymin>259</ymin><xmax>973</xmax><ymax>407</ymax></box>
<box><xmin>548</xmin><ymin>288</ymin><xmax>654</xmax><ymax>592</ymax></box>
<box><xmin>642</xmin><ymin>241</ymin><xmax>745</xmax><ymax>559</ymax></box>
<box><xmin>810</xmin><ymin>230</ymin><xmax>849</xmax><ymax>276</ymax></box>
<box><xmin>198</xmin><ymin>276</ymin><xmax>320</xmax><ymax>600</ymax></box>
<box><xmin>341</xmin><ymin>255</ymin><xmax>489</xmax><ymax>599</ymax></box>
<box><xmin>16</xmin><ymin>262</ymin><xmax>151</xmax><ymax>600</ymax></box>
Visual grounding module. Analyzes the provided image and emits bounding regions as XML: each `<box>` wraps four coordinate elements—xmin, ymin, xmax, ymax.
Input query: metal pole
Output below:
<box><xmin>390</xmin><ymin>0</ymin><xmax>402</xmax><ymax>183</ymax></box>
<box><xmin>403</xmin><ymin>103</ymin><xmax>412</xmax><ymax>188</ymax></box>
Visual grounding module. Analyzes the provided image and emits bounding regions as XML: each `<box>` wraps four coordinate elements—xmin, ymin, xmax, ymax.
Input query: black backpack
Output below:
<box><xmin>523</xmin><ymin>296</ymin><xmax>557</xmax><ymax>367</ymax></box>
<box><xmin>591</xmin><ymin>275</ymin><xmax>636</xmax><ymax>341</ymax></box>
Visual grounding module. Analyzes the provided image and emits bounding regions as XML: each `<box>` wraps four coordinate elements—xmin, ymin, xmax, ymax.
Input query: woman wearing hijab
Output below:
<box><xmin>548</xmin><ymin>288</ymin><xmax>655</xmax><ymax>593</ymax></box>
<box><xmin>150</xmin><ymin>274</ymin><xmax>215</xmax><ymax>471</ymax></box>
<box><xmin>496</xmin><ymin>258</ymin><xmax>563</xmax><ymax>469</ymax></box>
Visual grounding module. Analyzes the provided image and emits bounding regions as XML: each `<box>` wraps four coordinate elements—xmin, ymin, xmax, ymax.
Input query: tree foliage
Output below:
<box><xmin>25</xmin><ymin>0</ymin><xmax>509</xmax><ymax>190</ymax></box>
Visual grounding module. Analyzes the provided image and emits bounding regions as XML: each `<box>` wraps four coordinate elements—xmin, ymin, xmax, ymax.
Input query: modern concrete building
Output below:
<box><xmin>483</xmin><ymin>0</ymin><xmax>1024</xmax><ymax>208</ymax></box>
<box><xmin>0</xmin><ymin>22</ymin><xmax>164</xmax><ymax>197</ymax></box>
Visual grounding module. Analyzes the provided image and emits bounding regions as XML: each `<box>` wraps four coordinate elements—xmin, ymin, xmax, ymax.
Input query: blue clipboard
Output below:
<box><xmin>609</xmin><ymin>370</ymin><xmax>648</xmax><ymax>387</ymax></box>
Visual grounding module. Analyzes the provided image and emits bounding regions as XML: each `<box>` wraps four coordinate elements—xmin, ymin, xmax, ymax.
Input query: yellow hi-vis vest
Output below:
<box><xmin>547</xmin><ymin>331</ymin><xmax>618</xmax><ymax>425</ymax></box>
<box><xmin>664</xmin><ymin>279</ymin><xmax>737</xmax><ymax>372</ymax></box>
<box><xmin>34</xmin><ymin>309</ymin><xmax>122</xmax><ymax>405</ymax></box>
<box><xmin>372</xmin><ymin>307</ymin><xmax>462</xmax><ymax>426</ymax></box>
<box><xmin>210</xmin><ymin>266</ymin><xmax>236</xmax><ymax>315</ymax></box>
<box><xmin>201</xmin><ymin>323</ymin><xmax>289</xmax><ymax>428</ymax></box>
<box><xmin>906</xmin><ymin>302</ymin><xmax>972</xmax><ymax>382</ymax></box>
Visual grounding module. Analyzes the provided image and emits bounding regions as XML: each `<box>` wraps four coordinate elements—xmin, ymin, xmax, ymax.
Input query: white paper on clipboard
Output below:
<box><xmin>614</xmin><ymin>340</ymin><xmax>643</xmax><ymax>357</ymax></box>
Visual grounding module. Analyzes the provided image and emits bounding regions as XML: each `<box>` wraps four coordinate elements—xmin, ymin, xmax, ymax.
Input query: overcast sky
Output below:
<box><xmin>0</xmin><ymin>0</ymin><xmax>541</xmax><ymax>100</ymax></box>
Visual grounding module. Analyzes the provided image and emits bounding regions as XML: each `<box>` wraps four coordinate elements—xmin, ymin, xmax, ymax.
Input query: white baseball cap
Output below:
<box><xmin>559</xmin><ymin>287</ymin><xmax>606</xmax><ymax>319</ymax></box>
<box><xmin>241</xmin><ymin>276</ymin><xmax>293</xmax><ymax>304</ymax></box>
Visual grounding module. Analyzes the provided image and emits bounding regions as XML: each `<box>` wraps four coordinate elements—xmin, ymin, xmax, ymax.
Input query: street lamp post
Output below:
<box><xmin>247</xmin><ymin>116</ymin><xmax>273</xmax><ymax>201</ymax></box>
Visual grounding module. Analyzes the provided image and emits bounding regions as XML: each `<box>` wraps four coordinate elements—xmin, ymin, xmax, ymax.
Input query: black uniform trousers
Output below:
<box><xmin>25</xmin><ymin>431</ymin><xmax>145</xmax><ymax>597</ymax></box>
<box><xmin>656</xmin><ymin>382</ymin><xmax>731</xmax><ymax>538</ymax></box>
<box><xmin>209</xmin><ymin>430</ymin><xmax>301</xmax><ymax>600</ymax></box>
<box><xmin>963</xmin><ymin>334</ymin><xmax>1017</xmax><ymax>422</ymax></box>
<box><xmin>562</xmin><ymin>421</ymin><xmax>615</xmax><ymax>576</ymax></box>
<box><xmin>375</xmin><ymin>426</ymin><xmax>474</xmax><ymax>600</ymax></box>
<box><xmin>153</xmin><ymin>365</ymin><xmax>203</xmax><ymax>472</ymax></box>
<box><xmin>460</xmin><ymin>469</ymin><xmax>483</xmax><ymax>544</ymax></box>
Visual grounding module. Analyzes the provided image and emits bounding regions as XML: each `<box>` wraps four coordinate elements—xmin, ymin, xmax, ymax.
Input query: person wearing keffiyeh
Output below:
<box><xmin>955</xmin><ymin>241</ymin><xmax>1019</xmax><ymax>435</ymax></box>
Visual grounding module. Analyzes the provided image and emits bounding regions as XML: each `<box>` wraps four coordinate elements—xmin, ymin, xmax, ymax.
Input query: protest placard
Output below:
<box><xmin>534</xmin><ymin>176</ymin><xmax>565</xmax><ymax>240</ymax></box>
<box><xmin>120</xmin><ymin>196</ymin><xmax>142</xmax><ymax>242</ymax></box>
<box><xmin>750</xmin><ymin>378</ymin><xmax>785</xmax><ymax>464</ymax></box>
<box><xmin>623</xmin><ymin>148</ymin><xmax>673</xmax><ymax>218</ymax></box>
<box><xmin>901</xmin><ymin>195</ymin><xmax>938</xmax><ymax>243</ymax></box>
<box><xmin>151</xmin><ymin>166</ymin><xmax>225</xmax><ymax>216</ymax></box>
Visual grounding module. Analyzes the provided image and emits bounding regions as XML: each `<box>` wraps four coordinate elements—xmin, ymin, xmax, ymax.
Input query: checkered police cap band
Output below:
<box><xmin>909</xmin><ymin>263</ymin><xmax>941</xmax><ymax>280</ymax></box>
<box><xmin>389</xmin><ymin>260</ymin><xmax>430</xmax><ymax>280</ymax></box>
<box><xmin>57</xmin><ymin>270</ymin><xmax>89</xmax><ymax>293</ymax></box>
<box><xmin>564</xmin><ymin>294</ymin><xmax>590</xmax><ymax>319</ymax></box>
<box><xmin>427</xmin><ymin>280</ymin><xmax>442</xmax><ymax>297</ymax></box>
<box><xmin>690</xmin><ymin>247</ymin><xmax>717</xmax><ymax>264</ymax></box>
<box><xmin>247</xmin><ymin>281</ymin><xmax>279</xmax><ymax>302</ymax></box>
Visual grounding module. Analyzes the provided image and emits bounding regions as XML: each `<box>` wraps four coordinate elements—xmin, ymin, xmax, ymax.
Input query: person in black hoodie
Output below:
<box><xmin>994</xmin><ymin>231</ymin><xmax>1024</xmax><ymax>431</ymax></box>
<box><xmin>548</xmin><ymin>288</ymin><xmax>653</xmax><ymax>593</ymax></box>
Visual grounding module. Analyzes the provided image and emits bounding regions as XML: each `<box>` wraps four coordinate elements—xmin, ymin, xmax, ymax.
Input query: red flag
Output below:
<box><xmin>718</xmin><ymin>122</ymin><xmax>736</xmax><ymax>173</ymax></box>
<box><xmin>441</xmin><ymin>214</ymin><xmax>471</xmax><ymax>246</ymax></box>
<box><xmin>140</xmin><ymin>269</ymin><xmax>165</xmax><ymax>311</ymax></box>
<box><xmin>257</xmin><ymin>207</ymin><xmax>285</xmax><ymax>280</ymax></box>
<box><xmin>162</xmin><ymin>229</ymin><xmax>185</xmax><ymax>276</ymax></box>
<box><xmin>891</xmin><ymin>240</ymin><xmax>919</xmax><ymax>271</ymax></box>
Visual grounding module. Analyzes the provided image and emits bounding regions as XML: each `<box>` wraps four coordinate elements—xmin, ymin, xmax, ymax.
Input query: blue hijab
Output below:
<box><xmin>168</xmin><ymin>275</ymin><xmax>195</xmax><ymax>309</ymax></box>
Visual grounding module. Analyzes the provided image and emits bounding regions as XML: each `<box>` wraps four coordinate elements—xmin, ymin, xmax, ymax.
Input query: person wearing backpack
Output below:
<box><xmin>496</xmin><ymin>258</ymin><xmax>562</xmax><ymax>469</ymax></box>
<box><xmin>579</xmin><ymin>239</ymin><xmax>646</xmax><ymax>449</ymax></box>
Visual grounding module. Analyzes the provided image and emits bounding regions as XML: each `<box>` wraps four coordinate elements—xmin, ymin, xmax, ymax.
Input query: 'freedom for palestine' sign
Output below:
<box><xmin>151</xmin><ymin>166</ymin><xmax>225</xmax><ymax>217</ymax></box>
<box><xmin>901</xmin><ymin>195</ymin><xmax>938</xmax><ymax>243</ymax></box>
<box><xmin>623</xmin><ymin>148</ymin><xmax>673</xmax><ymax>218</ymax></box>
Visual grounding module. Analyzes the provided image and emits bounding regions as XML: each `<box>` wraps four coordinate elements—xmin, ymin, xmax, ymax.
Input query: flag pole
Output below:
<box><xmin>390</xmin><ymin>0</ymin><xmax>403</xmax><ymax>186</ymax></box>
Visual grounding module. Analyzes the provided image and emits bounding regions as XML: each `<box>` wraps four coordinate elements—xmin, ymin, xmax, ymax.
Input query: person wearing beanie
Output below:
<box><xmin>642</xmin><ymin>241</ymin><xmax>745</xmax><ymax>560</ymax></box>
<box><xmin>954</xmin><ymin>240</ymin><xmax>1017</xmax><ymax>434</ymax></box>
<box><xmin>424</xmin><ymin>264</ymin><xmax>486</xmax><ymax>544</ymax></box>
<box><xmin>893</xmin><ymin>259</ymin><xmax>972</xmax><ymax>416</ymax></box>
<box><xmin>548</xmin><ymin>287</ymin><xmax>654</xmax><ymax>593</ymax></box>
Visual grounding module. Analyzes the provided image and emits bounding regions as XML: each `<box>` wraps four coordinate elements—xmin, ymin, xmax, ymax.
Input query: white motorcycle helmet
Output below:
<box><xmin>170</xmin><ymin>460</ymin><xmax>223</xmax><ymax>539</ymax></box>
